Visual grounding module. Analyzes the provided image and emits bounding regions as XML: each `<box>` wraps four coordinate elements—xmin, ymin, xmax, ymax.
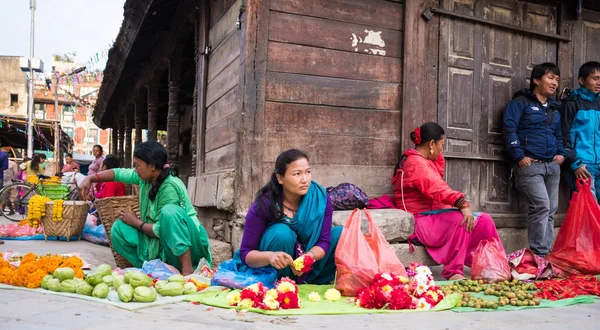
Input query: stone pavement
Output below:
<box><xmin>1</xmin><ymin>216</ymin><xmax>599</xmax><ymax>330</ymax></box>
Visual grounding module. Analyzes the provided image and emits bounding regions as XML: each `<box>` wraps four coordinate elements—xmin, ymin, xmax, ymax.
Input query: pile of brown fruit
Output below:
<box><xmin>441</xmin><ymin>279</ymin><xmax>541</xmax><ymax>309</ymax></box>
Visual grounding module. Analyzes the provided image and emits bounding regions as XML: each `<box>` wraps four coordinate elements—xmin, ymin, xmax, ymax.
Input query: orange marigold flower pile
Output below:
<box><xmin>0</xmin><ymin>252</ymin><xmax>84</xmax><ymax>288</ymax></box>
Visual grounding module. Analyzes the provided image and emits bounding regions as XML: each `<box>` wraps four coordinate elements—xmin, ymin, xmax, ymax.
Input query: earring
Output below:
<box><xmin>429</xmin><ymin>148</ymin><xmax>434</xmax><ymax>155</ymax></box>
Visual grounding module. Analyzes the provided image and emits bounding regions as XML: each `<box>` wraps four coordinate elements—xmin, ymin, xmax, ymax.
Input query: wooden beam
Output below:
<box><xmin>401</xmin><ymin>0</ymin><xmax>439</xmax><ymax>152</ymax></box>
<box><xmin>93</xmin><ymin>0</ymin><xmax>154</xmax><ymax>127</ymax></box>
<box><xmin>134</xmin><ymin>95</ymin><xmax>144</xmax><ymax>147</ymax></box>
<box><xmin>147</xmin><ymin>81</ymin><xmax>159</xmax><ymax>142</ymax></box>
<box><xmin>117</xmin><ymin>115</ymin><xmax>125</xmax><ymax>165</ymax></box>
<box><xmin>129</xmin><ymin>0</ymin><xmax>197</xmax><ymax>104</ymax></box>
<box><xmin>195</xmin><ymin>0</ymin><xmax>210</xmax><ymax>176</ymax></box>
<box><xmin>235</xmin><ymin>0</ymin><xmax>269</xmax><ymax>213</ymax></box>
<box><xmin>111</xmin><ymin>121</ymin><xmax>118</xmax><ymax>155</ymax></box>
<box><xmin>167</xmin><ymin>57</ymin><xmax>182</xmax><ymax>169</ymax></box>
<box><xmin>125</xmin><ymin>104</ymin><xmax>134</xmax><ymax>168</ymax></box>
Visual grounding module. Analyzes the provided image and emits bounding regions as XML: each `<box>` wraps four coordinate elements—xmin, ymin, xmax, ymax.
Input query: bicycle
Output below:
<box><xmin>0</xmin><ymin>174</ymin><xmax>81</xmax><ymax>222</ymax></box>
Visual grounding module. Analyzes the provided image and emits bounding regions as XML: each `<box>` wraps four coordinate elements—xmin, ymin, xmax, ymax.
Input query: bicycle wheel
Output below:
<box><xmin>0</xmin><ymin>182</ymin><xmax>38</xmax><ymax>222</ymax></box>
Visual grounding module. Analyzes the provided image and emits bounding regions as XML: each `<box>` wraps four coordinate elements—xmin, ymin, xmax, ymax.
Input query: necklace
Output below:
<box><xmin>283</xmin><ymin>203</ymin><xmax>297</xmax><ymax>216</ymax></box>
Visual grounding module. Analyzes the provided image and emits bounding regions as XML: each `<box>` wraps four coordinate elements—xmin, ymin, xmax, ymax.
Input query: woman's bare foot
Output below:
<box><xmin>448</xmin><ymin>274</ymin><xmax>466</xmax><ymax>281</ymax></box>
<box><xmin>181</xmin><ymin>267</ymin><xmax>194</xmax><ymax>276</ymax></box>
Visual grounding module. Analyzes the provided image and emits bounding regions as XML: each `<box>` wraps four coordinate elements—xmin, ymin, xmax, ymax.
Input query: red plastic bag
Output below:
<box><xmin>334</xmin><ymin>209</ymin><xmax>406</xmax><ymax>296</ymax></box>
<box><xmin>547</xmin><ymin>178</ymin><xmax>600</xmax><ymax>276</ymax></box>
<box><xmin>471</xmin><ymin>239</ymin><xmax>511</xmax><ymax>283</ymax></box>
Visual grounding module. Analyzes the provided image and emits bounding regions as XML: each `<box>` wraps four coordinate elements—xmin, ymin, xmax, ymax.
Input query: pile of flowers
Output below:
<box><xmin>0</xmin><ymin>252</ymin><xmax>84</xmax><ymax>288</ymax></box>
<box><xmin>52</xmin><ymin>200</ymin><xmax>64</xmax><ymax>222</ymax></box>
<box><xmin>27</xmin><ymin>195</ymin><xmax>51</xmax><ymax>228</ymax></box>
<box><xmin>535</xmin><ymin>275</ymin><xmax>600</xmax><ymax>301</ymax></box>
<box><xmin>227</xmin><ymin>277</ymin><xmax>301</xmax><ymax>310</ymax></box>
<box><xmin>354</xmin><ymin>263</ymin><xmax>445</xmax><ymax>310</ymax></box>
<box><xmin>293</xmin><ymin>254</ymin><xmax>314</xmax><ymax>273</ymax></box>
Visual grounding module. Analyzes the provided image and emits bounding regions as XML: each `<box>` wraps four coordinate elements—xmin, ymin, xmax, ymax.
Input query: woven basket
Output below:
<box><xmin>42</xmin><ymin>201</ymin><xmax>89</xmax><ymax>242</ymax></box>
<box><xmin>95</xmin><ymin>196</ymin><xmax>140</xmax><ymax>269</ymax></box>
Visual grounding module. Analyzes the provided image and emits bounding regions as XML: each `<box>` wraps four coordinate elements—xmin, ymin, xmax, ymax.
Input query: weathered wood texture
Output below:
<box><xmin>233</xmin><ymin>0</ymin><xmax>270</xmax><ymax>212</ymax></box>
<box><xmin>262</xmin><ymin>0</ymin><xmax>403</xmax><ymax>197</ymax></box>
<box><xmin>572</xmin><ymin>9</ymin><xmax>600</xmax><ymax>86</ymax></box>
<box><xmin>202</xmin><ymin>0</ymin><xmax>242</xmax><ymax>174</ymax></box>
<box><xmin>435</xmin><ymin>0</ymin><xmax>560</xmax><ymax>214</ymax></box>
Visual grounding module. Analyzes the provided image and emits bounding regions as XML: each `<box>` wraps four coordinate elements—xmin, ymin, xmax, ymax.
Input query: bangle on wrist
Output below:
<box><xmin>95</xmin><ymin>173</ymin><xmax>101</xmax><ymax>182</ymax></box>
<box><xmin>138</xmin><ymin>222</ymin><xmax>144</xmax><ymax>232</ymax></box>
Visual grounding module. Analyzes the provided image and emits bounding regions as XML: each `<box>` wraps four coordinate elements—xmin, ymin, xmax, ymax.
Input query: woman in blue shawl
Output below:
<box><xmin>234</xmin><ymin>149</ymin><xmax>342</xmax><ymax>284</ymax></box>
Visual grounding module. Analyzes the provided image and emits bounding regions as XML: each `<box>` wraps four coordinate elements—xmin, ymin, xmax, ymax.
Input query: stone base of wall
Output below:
<box><xmin>198</xmin><ymin>206</ymin><xmax>564</xmax><ymax>268</ymax></box>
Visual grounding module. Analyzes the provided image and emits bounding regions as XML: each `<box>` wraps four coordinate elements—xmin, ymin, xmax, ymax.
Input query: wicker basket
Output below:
<box><xmin>95</xmin><ymin>196</ymin><xmax>140</xmax><ymax>269</ymax></box>
<box><xmin>42</xmin><ymin>201</ymin><xmax>89</xmax><ymax>242</ymax></box>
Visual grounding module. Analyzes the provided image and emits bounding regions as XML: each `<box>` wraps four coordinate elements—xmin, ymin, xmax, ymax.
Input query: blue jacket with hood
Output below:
<box><xmin>503</xmin><ymin>89</ymin><xmax>566</xmax><ymax>163</ymax></box>
<box><xmin>561</xmin><ymin>87</ymin><xmax>600</xmax><ymax>170</ymax></box>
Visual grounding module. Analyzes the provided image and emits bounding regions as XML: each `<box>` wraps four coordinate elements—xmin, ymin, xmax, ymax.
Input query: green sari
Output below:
<box><xmin>110</xmin><ymin>168</ymin><xmax>212</xmax><ymax>270</ymax></box>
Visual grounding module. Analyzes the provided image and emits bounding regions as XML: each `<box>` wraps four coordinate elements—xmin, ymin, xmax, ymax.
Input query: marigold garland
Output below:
<box><xmin>52</xmin><ymin>200</ymin><xmax>64</xmax><ymax>222</ymax></box>
<box><xmin>0</xmin><ymin>252</ymin><xmax>84</xmax><ymax>288</ymax></box>
<box><xmin>27</xmin><ymin>195</ymin><xmax>51</xmax><ymax>228</ymax></box>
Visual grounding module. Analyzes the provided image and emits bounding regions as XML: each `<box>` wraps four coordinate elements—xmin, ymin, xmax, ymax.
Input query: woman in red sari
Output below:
<box><xmin>393</xmin><ymin>122</ymin><xmax>505</xmax><ymax>280</ymax></box>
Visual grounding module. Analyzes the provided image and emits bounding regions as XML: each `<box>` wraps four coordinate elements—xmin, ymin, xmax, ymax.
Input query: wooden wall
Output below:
<box><xmin>204</xmin><ymin>0</ymin><xmax>243</xmax><ymax>173</ymax></box>
<box><xmin>261</xmin><ymin>0</ymin><xmax>404</xmax><ymax>197</ymax></box>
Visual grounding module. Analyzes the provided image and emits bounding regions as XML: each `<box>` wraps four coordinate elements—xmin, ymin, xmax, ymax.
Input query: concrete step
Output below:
<box><xmin>390</xmin><ymin>228</ymin><xmax>560</xmax><ymax>267</ymax></box>
<box><xmin>332</xmin><ymin>209</ymin><xmax>414</xmax><ymax>242</ymax></box>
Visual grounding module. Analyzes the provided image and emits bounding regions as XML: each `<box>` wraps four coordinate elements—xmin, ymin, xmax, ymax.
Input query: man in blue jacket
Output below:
<box><xmin>503</xmin><ymin>62</ymin><xmax>565</xmax><ymax>257</ymax></box>
<box><xmin>561</xmin><ymin>61</ymin><xmax>600</xmax><ymax>201</ymax></box>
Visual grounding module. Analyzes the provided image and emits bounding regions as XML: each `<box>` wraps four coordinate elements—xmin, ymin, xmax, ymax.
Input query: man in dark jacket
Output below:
<box><xmin>503</xmin><ymin>62</ymin><xmax>565</xmax><ymax>257</ymax></box>
<box><xmin>561</xmin><ymin>61</ymin><xmax>600</xmax><ymax>201</ymax></box>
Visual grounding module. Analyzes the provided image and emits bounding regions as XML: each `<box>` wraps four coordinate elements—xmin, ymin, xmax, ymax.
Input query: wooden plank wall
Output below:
<box><xmin>204</xmin><ymin>0</ymin><xmax>243</xmax><ymax>173</ymax></box>
<box><xmin>263</xmin><ymin>0</ymin><xmax>404</xmax><ymax>196</ymax></box>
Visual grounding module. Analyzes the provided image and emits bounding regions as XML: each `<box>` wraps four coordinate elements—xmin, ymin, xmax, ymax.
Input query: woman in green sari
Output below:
<box><xmin>234</xmin><ymin>149</ymin><xmax>342</xmax><ymax>284</ymax></box>
<box><xmin>79</xmin><ymin>141</ymin><xmax>211</xmax><ymax>275</ymax></box>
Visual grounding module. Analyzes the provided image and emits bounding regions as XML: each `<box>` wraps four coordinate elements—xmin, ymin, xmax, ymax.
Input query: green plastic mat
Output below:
<box><xmin>186</xmin><ymin>283</ymin><xmax>600</xmax><ymax>315</ymax></box>
<box><xmin>185</xmin><ymin>284</ymin><xmax>460</xmax><ymax>316</ymax></box>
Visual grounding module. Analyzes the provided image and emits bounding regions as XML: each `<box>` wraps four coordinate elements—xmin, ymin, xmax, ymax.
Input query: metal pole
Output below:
<box><xmin>54</xmin><ymin>76</ymin><xmax>60</xmax><ymax>169</ymax></box>
<box><xmin>26</xmin><ymin>0</ymin><xmax>36</xmax><ymax>158</ymax></box>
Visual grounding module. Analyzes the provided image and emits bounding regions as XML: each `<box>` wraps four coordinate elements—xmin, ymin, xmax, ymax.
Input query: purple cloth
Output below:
<box><xmin>239</xmin><ymin>196</ymin><xmax>333</xmax><ymax>264</ymax></box>
<box><xmin>87</xmin><ymin>156</ymin><xmax>104</xmax><ymax>176</ymax></box>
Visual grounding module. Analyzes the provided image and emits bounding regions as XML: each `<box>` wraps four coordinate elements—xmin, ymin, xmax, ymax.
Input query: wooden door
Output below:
<box><xmin>438</xmin><ymin>0</ymin><xmax>558</xmax><ymax>214</ymax></box>
<box><xmin>573</xmin><ymin>8</ymin><xmax>600</xmax><ymax>87</ymax></box>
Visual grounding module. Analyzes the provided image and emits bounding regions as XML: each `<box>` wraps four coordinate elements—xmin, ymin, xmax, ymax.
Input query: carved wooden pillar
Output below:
<box><xmin>125</xmin><ymin>105</ymin><xmax>134</xmax><ymax>168</ymax></box>
<box><xmin>117</xmin><ymin>116</ymin><xmax>125</xmax><ymax>166</ymax></box>
<box><xmin>167</xmin><ymin>59</ymin><xmax>181</xmax><ymax>169</ymax></box>
<box><xmin>111</xmin><ymin>122</ymin><xmax>118</xmax><ymax>155</ymax></box>
<box><xmin>191</xmin><ymin>19</ymin><xmax>200</xmax><ymax>177</ymax></box>
<box><xmin>147</xmin><ymin>83</ymin><xmax>158</xmax><ymax>142</ymax></box>
<box><xmin>134</xmin><ymin>97</ymin><xmax>143</xmax><ymax>147</ymax></box>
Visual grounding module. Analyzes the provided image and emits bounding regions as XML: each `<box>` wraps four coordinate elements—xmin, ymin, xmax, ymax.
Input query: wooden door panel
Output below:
<box><xmin>583</xmin><ymin>20</ymin><xmax>600</xmax><ymax>63</ymax></box>
<box><xmin>439</xmin><ymin>0</ymin><xmax>558</xmax><ymax>213</ymax></box>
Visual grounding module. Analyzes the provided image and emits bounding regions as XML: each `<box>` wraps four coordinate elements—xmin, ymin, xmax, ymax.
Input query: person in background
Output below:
<box><xmin>503</xmin><ymin>62</ymin><xmax>565</xmax><ymax>258</ymax></box>
<box><xmin>95</xmin><ymin>154</ymin><xmax>126</xmax><ymax>199</ymax></box>
<box><xmin>0</xmin><ymin>150</ymin><xmax>7</xmax><ymax>244</ymax></box>
<box><xmin>62</xmin><ymin>153</ymin><xmax>80</xmax><ymax>173</ymax></box>
<box><xmin>87</xmin><ymin>145</ymin><xmax>105</xmax><ymax>195</ymax></box>
<box><xmin>0</xmin><ymin>150</ymin><xmax>8</xmax><ymax>189</ymax></box>
<box><xmin>79</xmin><ymin>141</ymin><xmax>211</xmax><ymax>275</ymax></box>
<box><xmin>88</xmin><ymin>145</ymin><xmax>104</xmax><ymax>176</ymax></box>
<box><xmin>20</xmin><ymin>153</ymin><xmax>46</xmax><ymax>176</ymax></box>
<box><xmin>562</xmin><ymin>61</ymin><xmax>600</xmax><ymax>200</ymax></box>
<box><xmin>2</xmin><ymin>159</ymin><xmax>19</xmax><ymax>216</ymax></box>
<box><xmin>393</xmin><ymin>122</ymin><xmax>504</xmax><ymax>280</ymax></box>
